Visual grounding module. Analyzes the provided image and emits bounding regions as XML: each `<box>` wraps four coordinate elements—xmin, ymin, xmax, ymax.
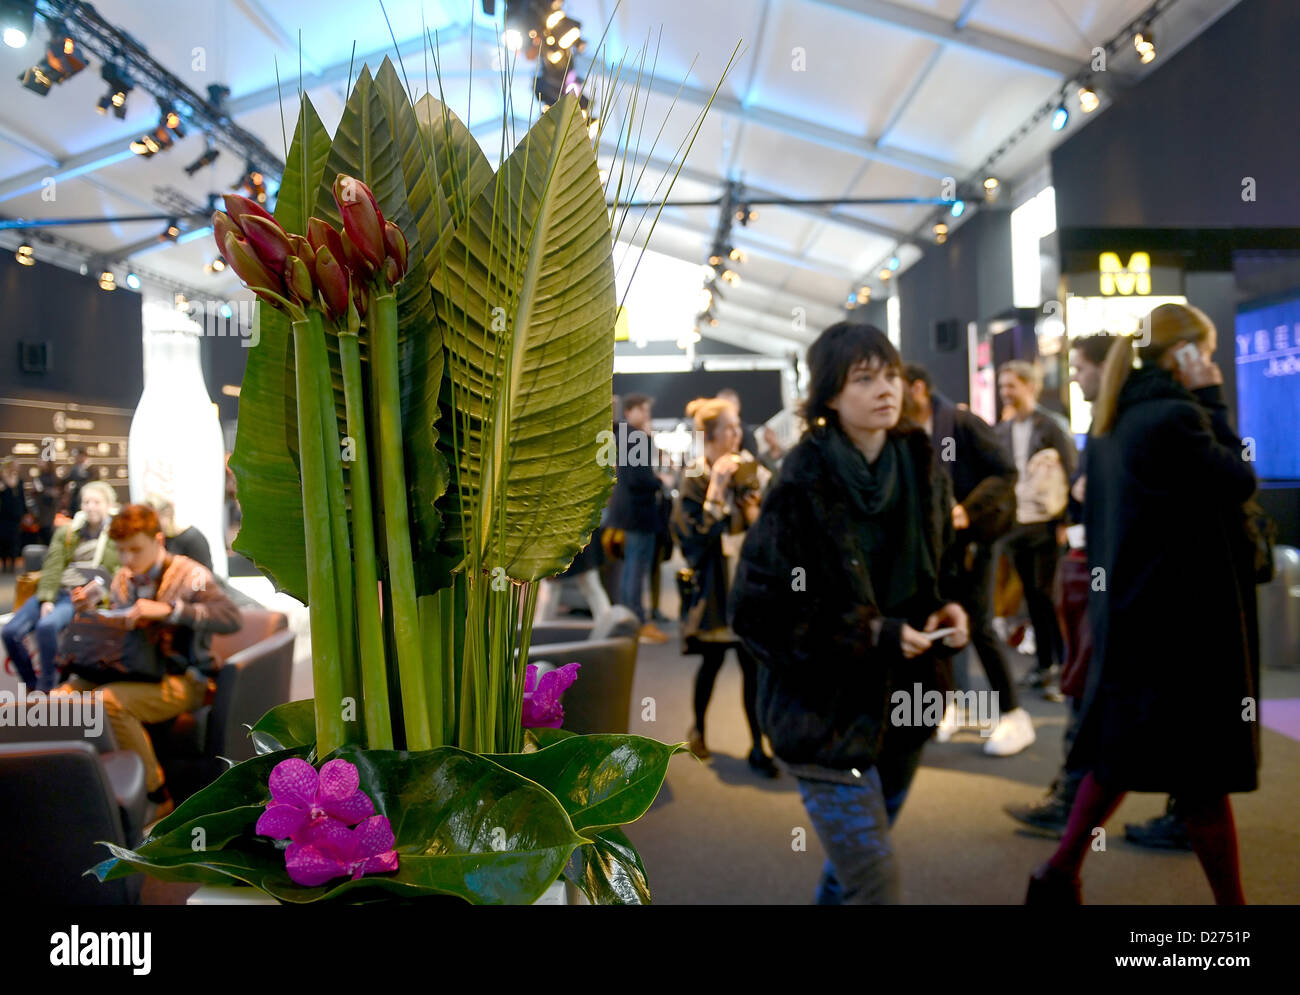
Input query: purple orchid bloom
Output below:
<box><xmin>255</xmin><ymin>758</ymin><xmax>375</xmax><ymax>841</ymax></box>
<box><xmin>284</xmin><ymin>815</ymin><xmax>399</xmax><ymax>887</ymax></box>
<box><xmin>521</xmin><ymin>662</ymin><xmax>581</xmax><ymax>729</ymax></box>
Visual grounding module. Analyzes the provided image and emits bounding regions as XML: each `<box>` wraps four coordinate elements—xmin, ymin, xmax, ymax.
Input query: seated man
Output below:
<box><xmin>143</xmin><ymin>494</ymin><xmax>213</xmax><ymax>572</ymax></box>
<box><xmin>2</xmin><ymin>480</ymin><xmax>120</xmax><ymax>691</ymax></box>
<box><xmin>56</xmin><ymin>503</ymin><xmax>241</xmax><ymax>818</ymax></box>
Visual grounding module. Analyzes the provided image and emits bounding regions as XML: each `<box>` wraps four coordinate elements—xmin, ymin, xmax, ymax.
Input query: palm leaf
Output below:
<box><xmin>430</xmin><ymin>93</ymin><xmax>616</xmax><ymax>581</ymax></box>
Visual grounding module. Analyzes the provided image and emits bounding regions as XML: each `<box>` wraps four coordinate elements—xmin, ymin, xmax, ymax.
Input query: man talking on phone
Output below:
<box><xmin>55</xmin><ymin>504</ymin><xmax>241</xmax><ymax>819</ymax></box>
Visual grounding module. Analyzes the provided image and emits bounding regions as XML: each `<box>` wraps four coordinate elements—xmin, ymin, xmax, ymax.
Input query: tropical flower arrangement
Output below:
<box><xmin>92</xmin><ymin>45</ymin><xmax>728</xmax><ymax>904</ymax></box>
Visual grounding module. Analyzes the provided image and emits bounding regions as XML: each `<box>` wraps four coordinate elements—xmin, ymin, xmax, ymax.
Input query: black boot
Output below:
<box><xmin>747</xmin><ymin>747</ymin><xmax>778</xmax><ymax>778</ymax></box>
<box><xmin>1005</xmin><ymin>780</ymin><xmax>1076</xmax><ymax>836</ymax></box>
<box><xmin>1124</xmin><ymin>797</ymin><xmax>1190</xmax><ymax>851</ymax></box>
<box><xmin>1026</xmin><ymin>862</ymin><xmax>1082</xmax><ymax>905</ymax></box>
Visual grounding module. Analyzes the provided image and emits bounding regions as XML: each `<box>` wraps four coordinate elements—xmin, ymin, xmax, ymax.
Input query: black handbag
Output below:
<box><xmin>57</xmin><ymin>614</ymin><xmax>166</xmax><ymax>685</ymax></box>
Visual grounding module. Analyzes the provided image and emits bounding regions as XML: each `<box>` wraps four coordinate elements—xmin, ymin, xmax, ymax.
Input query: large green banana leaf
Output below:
<box><xmin>429</xmin><ymin>93</ymin><xmax>617</xmax><ymax>581</ymax></box>
<box><xmin>230</xmin><ymin>62</ymin><xmax>488</xmax><ymax>599</ymax></box>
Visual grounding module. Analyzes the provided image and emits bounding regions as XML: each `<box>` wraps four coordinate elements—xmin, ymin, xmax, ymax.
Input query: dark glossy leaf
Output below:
<box><xmin>488</xmin><ymin>734</ymin><xmax>685</xmax><ymax>833</ymax></box>
<box><xmin>523</xmin><ymin>726</ymin><xmax>577</xmax><ymax>751</ymax></box>
<box><xmin>248</xmin><ymin>699</ymin><xmax>317</xmax><ymax>755</ymax></box>
<box><xmin>564</xmin><ymin>827</ymin><xmax>651</xmax><ymax>905</ymax></box>
<box><xmin>143</xmin><ymin>748</ymin><xmax>309</xmax><ymax>841</ymax></box>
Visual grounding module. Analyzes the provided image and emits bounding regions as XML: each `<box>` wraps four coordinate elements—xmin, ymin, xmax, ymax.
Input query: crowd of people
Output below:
<box><xmin>588</xmin><ymin>302</ymin><xmax>1262</xmax><ymax>905</ymax></box>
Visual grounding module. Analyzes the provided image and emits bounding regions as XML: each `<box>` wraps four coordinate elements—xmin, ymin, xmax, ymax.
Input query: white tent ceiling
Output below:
<box><xmin>0</xmin><ymin>0</ymin><xmax>1241</xmax><ymax>355</ymax></box>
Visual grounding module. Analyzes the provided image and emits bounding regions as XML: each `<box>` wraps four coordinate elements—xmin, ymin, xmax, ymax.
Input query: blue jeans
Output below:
<box><xmin>618</xmin><ymin>529</ymin><xmax>656</xmax><ymax>624</ymax></box>
<box><xmin>3</xmin><ymin>590</ymin><xmax>74</xmax><ymax>691</ymax></box>
<box><xmin>796</xmin><ymin>743</ymin><xmax>925</xmax><ymax>905</ymax></box>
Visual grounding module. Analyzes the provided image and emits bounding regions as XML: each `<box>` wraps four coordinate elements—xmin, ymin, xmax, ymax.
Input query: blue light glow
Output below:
<box><xmin>1051</xmin><ymin>104</ymin><xmax>1069</xmax><ymax>131</ymax></box>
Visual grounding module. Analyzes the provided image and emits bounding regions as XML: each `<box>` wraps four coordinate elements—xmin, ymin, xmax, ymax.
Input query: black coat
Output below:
<box><xmin>730</xmin><ymin>425</ymin><xmax>957</xmax><ymax>772</ymax></box>
<box><xmin>1071</xmin><ymin>368</ymin><xmax>1260</xmax><ymax>795</ymax></box>
<box><xmin>671</xmin><ymin>457</ymin><xmax>749</xmax><ymax>650</ymax></box>
<box><xmin>931</xmin><ymin>394</ymin><xmax>1017</xmax><ymax>544</ymax></box>
<box><xmin>606</xmin><ymin>423</ymin><xmax>663</xmax><ymax>534</ymax></box>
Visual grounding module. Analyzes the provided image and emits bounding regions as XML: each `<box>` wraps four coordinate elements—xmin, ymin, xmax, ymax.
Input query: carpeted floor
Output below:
<box><xmin>622</xmin><ymin>622</ymin><xmax>1300</xmax><ymax>904</ymax></box>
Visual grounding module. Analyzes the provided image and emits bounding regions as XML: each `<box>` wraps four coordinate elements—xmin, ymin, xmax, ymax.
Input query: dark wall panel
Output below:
<box><xmin>0</xmin><ymin>254</ymin><xmax>143</xmax><ymax>409</ymax></box>
<box><xmin>1052</xmin><ymin>0</ymin><xmax>1300</xmax><ymax>229</ymax></box>
<box><xmin>613</xmin><ymin>369</ymin><xmax>783</xmax><ymax>424</ymax></box>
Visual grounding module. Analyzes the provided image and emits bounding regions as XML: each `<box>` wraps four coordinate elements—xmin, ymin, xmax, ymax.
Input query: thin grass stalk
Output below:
<box><xmin>338</xmin><ymin>328</ymin><xmax>393</xmax><ymax>749</ymax></box>
<box><xmin>370</xmin><ymin>290</ymin><xmax>433</xmax><ymax>750</ymax></box>
<box><xmin>313</xmin><ymin>318</ymin><xmax>359</xmax><ymax>743</ymax></box>
<box><xmin>291</xmin><ymin>315</ymin><xmax>346</xmax><ymax>756</ymax></box>
<box><xmin>417</xmin><ymin>593</ymin><xmax>443</xmax><ymax>743</ymax></box>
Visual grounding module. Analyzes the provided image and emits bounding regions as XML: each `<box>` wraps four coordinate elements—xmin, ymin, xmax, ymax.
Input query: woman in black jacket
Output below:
<box><xmin>672</xmin><ymin>396</ymin><xmax>776</xmax><ymax>776</ymax></box>
<box><xmin>731</xmin><ymin>323</ymin><xmax>969</xmax><ymax>904</ymax></box>
<box><xmin>1028</xmin><ymin>303</ymin><xmax>1259</xmax><ymax>905</ymax></box>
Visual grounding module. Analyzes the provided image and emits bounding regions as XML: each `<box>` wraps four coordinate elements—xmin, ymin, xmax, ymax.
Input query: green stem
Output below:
<box><xmin>370</xmin><ymin>291</ymin><xmax>433</xmax><ymax>749</ymax></box>
<box><xmin>418</xmin><ymin>593</ymin><xmax>443</xmax><ymax>744</ymax></box>
<box><xmin>291</xmin><ymin>316</ymin><xmax>345</xmax><ymax>757</ymax></box>
<box><xmin>313</xmin><ymin>313</ymin><xmax>358</xmax><ymax>744</ymax></box>
<box><xmin>339</xmin><ymin>329</ymin><xmax>393</xmax><ymax>750</ymax></box>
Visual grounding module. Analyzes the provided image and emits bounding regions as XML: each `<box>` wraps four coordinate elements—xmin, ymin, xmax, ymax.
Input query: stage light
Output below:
<box><xmin>159</xmin><ymin>219</ymin><xmax>180</xmax><ymax>242</ymax></box>
<box><xmin>17</xmin><ymin>63</ymin><xmax>53</xmax><ymax>95</ymax></box>
<box><xmin>174</xmin><ymin>292</ymin><xmax>188</xmax><ymax>311</ymax></box>
<box><xmin>503</xmin><ymin>28</ymin><xmax>523</xmax><ymax>51</ymax></box>
<box><xmin>728</xmin><ymin>247</ymin><xmax>746</xmax><ymax>263</ymax></box>
<box><xmin>887</xmin><ymin>255</ymin><xmax>900</xmax><ymax>271</ymax></box>
<box><xmin>1051</xmin><ymin>101</ymin><xmax>1069</xmax><ymax>131</ymax></box>
<box><xmin>950</xmin><ymin>200</ymin><xmax>965</xmax><ymax>218</ymax></box>
<box><xmin>555</xmin><ymin>17</ymin><xmax>581</xmax><ymax>49</ymax></box>
<box><xmin>97</xmin><ymin>63</ymin><xmax>133</xmax><ymax>119</ymax></box>
<box><xmin>856</xmin><ymin>286</ymin><xmax>871</xmax><ymax>304</ymax></box>
<box><xmin>933</xmin><ymin>222</ymin><xmax>948</xmax><ymax>244</ymax></box>
<box><xmin>15</xmin><ymin>242</ymin><xmax>34</xmax><ymax>266</ymax></box>
<box><xmin>99</xmin><ymin>269</ymin><xmax>116</xmax><ymax>291</ymax></box>
<box><xmin>983</xmin><ymin>176</ymin><xmax>999</xmax><ymax>192</ymax></box>
<box><xmin>1134</xmin><ymin>24</ymin><xmax>1155</xmax><ymax>63</ymax></box>
<box><xmin>879</xmin><ymin>268</ymin><xmax>892</xmax><ymax>282</ymax></box>
<box><xmin>545</xmin><ymin>9</ymin><xmax>565</xmax><ymax>30</ymax></box>
<box><xmin>720</xmin><ymin>269</ymin><xmax>740</xmax><ymax>286</ymax></box>
<box><xmin>205</xmin><ymin>256</ymin><xmax>226</xmax><ymax>274</ymax></box>
<box><xmin>1078</xmin><ymin>83</ymin><xmax>1099</xmax><ymax>113</ymax></box>
<box><xmin>1</xmin><ymin>0</ymin><xmax>34</xmax><ymax>49</ymax></box>
<box><xmin>125</xmin><ymin>271</ymin><xmax>140</xmax><ymax>290</ymax></box>
<box><xmin>545</xmin><ymin>48</ymin><xmax>563</xmax><ymax>64</ymax></box>
<box><xmin>220</xmin><ymin>302</ymin><xmax>233</xmax><ymax>319</ymax></box>
<box><xmin>43</xmin><ymin>22</ymin><xmax>87</xmax><ymax>78</ymax></box>
<box><xmin>184</xmin><ymin>142</ymin><xmax>220</xmax><ymax>176</ymax></box>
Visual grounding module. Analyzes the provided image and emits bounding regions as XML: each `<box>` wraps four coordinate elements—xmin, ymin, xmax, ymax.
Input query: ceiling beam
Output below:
<box><xmin>582</xmin><ymin>58</ymin><xmax>965</xmax><ymax>180</ymax></box>
<box><xmin>645</xmin><ymin>213</ymin><xmax>859</xmax><ymax>281</ymax></box>
<box><xmin>807</xmin><ymin>0</ymin><xmax>1080</xmax><ymax>76</ymax></box>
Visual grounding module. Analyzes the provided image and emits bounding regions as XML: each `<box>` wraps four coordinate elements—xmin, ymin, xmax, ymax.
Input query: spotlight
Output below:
<box><xmin>887</xmin><ymin>255</ymin><xmax>900</xmax><ymax>271</ymax></box>
<box><xmin>950</xmin><ymin>200</ymin><xmax>965</xmax><ymax>218</ymax></box>
<box><xmin>184</xmin><ymin>140</ymin><xmax>219</xmax><ymax>176</ymax></box>
<box><xmin>97</xmin><ymin>63</ymin><xmax>133</xmax><ymax>119</ymax></box>
<box><xmin>42</xmin><ymin>22</ymin><xmax>87</xmax><ymax>78</ymax></box>
<box><xmin>15</xmin><ymin>242</ymin><xmax>34</xmax><ymax>266</ymax></box>
<box><xmin>735</xmin><ymin>205</ymin><xmax>757</xmax><ymax>225</ymax></box>
<box><xmin>124</xmin><ymin>271</ymin><xmax>140</xmax><ymax>290</ymax></box>
<box><xmin>983</xmin><ymin>176</ymin><xmax>999</xmax><ymax>192</ymax></box>
<box><xmin>235</xmin><ymin>162</ymin><xmax>268</xmax><ymax>203</ymax></box>
<box><xmin>503</xmin><ymin>28</ymin><xmax>523</xmax><ymax>51</ymax></box>
<box><xmin>544</xmin><ymin>9</ymin><xmax>565</xmax><ymax>30</ymax></box>
<box><xmin>206</xmin><ymin>256</ymin><xmax>226</xmax><ymax>273</ymax></box>
<box><xmin>219</xmin><ymin>302</ymin><xmax>233</xmax><ymax>319</ymax></box>
<box><xmin>1078</xmin><ymin>83</ymin><xmax>1099</xmax><ymax>113</ymax></box>
<box><xmin>1051</xmin><ymin>100</ymin><xmax>1069</xmax><ymax>131</ymax></box>
<box><xmin>1</xmin><ymin>0</ymin><xmax>34</xmax><ymax>49</ymax></box>
<box><xmin>728</xmin><ymin>247</ymin><xmax>746</xmax><ymax>263</ymax></box>
<box><xmin>159</xmin><ymin>219</ymin><xmax>180</xmax><ymax>242</ymax></box>
<box><xmin>933</xmin><ymin>222</ymin><xmax>948</xmax><ymax>244</ymax></box>
<box><xmin>856</xmin><ymin>286</ymin><xmax>871</xmax><ymax>304</ymax></box>
<box><xmin>554</xmin><ymin>17</ymin><xmax>581</xmax><ymax>49</ymax></box>
<box><xmin>1134</xmin><ymin>24</ymin><xmax>1155</xmax><ymax>63</ymax></box>
<box><xmin>174</xmin><ymin>292</ymin><xmax>188</xmax><ymax>311</ymax></box>
<box><xmin>845</xmin><ymin>293</ymin><xmax>857</xmax><ymax>311</ymax></box>
<box><xmin>99</xmin><ymin>269</ymin><xmax>116</xmax><ymax>291</ymax></box>
<box><xmin>879</xmin><ymin>268</ymin><xmax>892</xmax><ymax>282</ymax></box>
<box><xmin>17</xmin><ymin>63</ymin><xmax>53</xmax><ymax>95</ymax></box>
<box><xmin>720</xmin><ymin>269</ymin><xmax>740</xmax><ymax>286</ymax></box>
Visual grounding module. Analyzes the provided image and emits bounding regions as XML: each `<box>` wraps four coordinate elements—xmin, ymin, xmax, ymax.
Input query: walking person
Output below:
<box><xmin>731</xmin><ymin>323</ymin><xmax>969</xmax><ymax>903</ymax></box>
<box><xmin>903</xmin><ymin>364</ymin><xmax>1032</xmax><ymax>755</ymax></box>
<box><xmin>673</xmin><ymin>395</ymin><xmax>777</xmax><ymax>777</ymax></box>
<box><xmin>609</xmin><ymin>394</ymin><xmax>670</xmax><ymax>644</ymax></box>
<box><xmin>0</xmin><ymin>461</ymin><xmax>27</xmax><ymax>573</ymax></box>
<box><xmin>995</xmin><ymin>362</ymin><xmax>1077</xmax><ymax>693</ymax></box>
<box><xmin>1027</xmin><ymin>304</ymin><xmax>1259</xmax><ymax>905</ymax></box>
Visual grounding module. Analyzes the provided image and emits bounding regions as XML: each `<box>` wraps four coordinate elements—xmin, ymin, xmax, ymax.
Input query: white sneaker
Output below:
<box><xmin>991</xmin><ymin>616</ymin><xmax>1009</xmax><ymax>641</ymax></box>
<box><xmin>983</xmin><ymin>707</ymin><xmax>1036</xmax><ymax>757</ymax></box>
<box><xmin>935</xmin><ymin>701</ymin><xmax>961</xmax><ymax>743</ymax></box>
<box><xmin>1018</xmin><ymin>627</ymin><xmax>1037</xmax><ymax>657</ymax></box>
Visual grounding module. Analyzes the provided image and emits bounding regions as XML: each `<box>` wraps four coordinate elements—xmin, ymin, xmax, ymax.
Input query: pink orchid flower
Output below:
<box><xmin>284</xmin><ymin>815</ymin><xmax>399</xmax><ymax>887</ymax></box>
<box><xmin>521</xmin><ymin>662</ymin><xmax>581</xmax><ymax>729</ymax></box>
<box><xmin>255</xmin><ymin>758</ymin><xmax>375</xmax><ymax>841</ymax></box>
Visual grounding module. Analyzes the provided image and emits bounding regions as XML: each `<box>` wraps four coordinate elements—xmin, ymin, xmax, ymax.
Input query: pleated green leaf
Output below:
<box><xmin>431</xmin><ymin>93</ymin><xmax>617</xmax><ymax>580</ymax></box>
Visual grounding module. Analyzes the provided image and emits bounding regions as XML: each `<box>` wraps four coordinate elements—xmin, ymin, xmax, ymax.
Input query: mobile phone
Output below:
<box><xmin>923</xmin><ymin>627</ymin><xmax>958</xmax><ymax>642</ymax></box>
<box><xmin>1172</xmin><ymin>342</ymin><xmax>1200</xmax><ymax>370</ymax></box>
<box><xmin>729</xmin><ymin>456</ymin><xmax>759</xmax><ymax>490</ymax></box>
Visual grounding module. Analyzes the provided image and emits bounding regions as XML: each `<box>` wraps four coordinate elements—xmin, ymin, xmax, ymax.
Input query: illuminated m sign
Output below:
<box><xmin>1099</xmin><ymin>252</ymin><xmax>1151</xmax><ymax>295</ymax></box>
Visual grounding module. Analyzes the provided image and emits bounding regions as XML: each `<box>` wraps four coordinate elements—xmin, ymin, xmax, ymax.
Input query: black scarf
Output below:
<box><xmin>820</xmin><ymin>425</ymin><xmax>935</xmax><ymax>616</ymax></box>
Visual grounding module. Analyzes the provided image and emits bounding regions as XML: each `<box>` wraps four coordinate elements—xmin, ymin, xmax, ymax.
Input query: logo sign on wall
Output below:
<box><xmin>1098</xmin><ymin>252</ymin><xmax>1151</xmax><ymax>295</ymax></box>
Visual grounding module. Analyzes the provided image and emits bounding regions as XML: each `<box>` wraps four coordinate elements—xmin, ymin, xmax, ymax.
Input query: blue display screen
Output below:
<box><xmin>1235</xmin><ymin>295</ymin><xmax>1300</xmax><ymax>481</ymax></box>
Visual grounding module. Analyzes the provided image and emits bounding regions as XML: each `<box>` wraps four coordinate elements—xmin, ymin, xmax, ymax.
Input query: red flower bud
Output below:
<box><xmin>289</xmin><ymin>234</ymin><xmax>316</xmax><ymax>273</ymax></box>
<box><xmin>382</xmin><ymin>256</ymin><xmax>400</xmax><ymax>286</ymax></box>
<box><xmin>212</xmin><ymin>212</ymin><xmax>239</xmax><ymax>266</ymax></box>
<box><xmin>307</xmin><ymin>218</ymin><xmax>345</xmax><ymax>269</ymax></box>
<box><xmin>223</xmin><ymin>231</ymin><xmax>282</xmax><ymax>299</ymax></box>
<box><xmin>285</xmin><ymin>255</ymin><xmax>315</xmax><ymax>307</ymax></box>
<box><xmin>382</xmin><ymin>221</ymin><xmax>408</xmax><ymax>279</ymax></box>
<box><xmin>241</xmin><ymin>215</ymin><xmax>293</xmax><ymax>276</ymax></box>
<box><xmin>340</xmin><ymin>230</ymin><xmax>375</xmax><ymax>279</ymax></box>
<box><xmin>332</xmin><ymin>174</ymin><xmax>385</xmax><ymax>270</ymax></box>
<box><xmin>314</xmin><ymin>247</ymin><xmax>350</xmax><ymax>321</ymax></box>
<box><xmin>352</xmin><ymin>279</ymin><xmax>370</xmax><ymax>319</ymax></box>
<box><xmin>222</xmin><ymin>193</ymin><xmax>278</xmax><ymax>234</ymax></box>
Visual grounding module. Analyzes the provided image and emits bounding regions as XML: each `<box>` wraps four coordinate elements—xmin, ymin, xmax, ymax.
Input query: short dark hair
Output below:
<box><xmin>902</xmin><ymin>363</ymin><xmax>932</xmax><ymax>392</ymax></box>
<box><xmin>801</xmin><ymin>323</ymin><xmax>902</xmax><ymax>428</ymax></box>
<box><xmin>622</xmin><ymin>393</ymin><xmax>652</xmax><ymax>413</ymax></box>
<box><xmin>109</xmin><ymin>504</ymin><xmax>161</xmax><ymax>542</ymax></box>
<box><xmin>1069</xmin><ymin>333</ymin><xmax>1115</xmax><ymax>367</ymax></box>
